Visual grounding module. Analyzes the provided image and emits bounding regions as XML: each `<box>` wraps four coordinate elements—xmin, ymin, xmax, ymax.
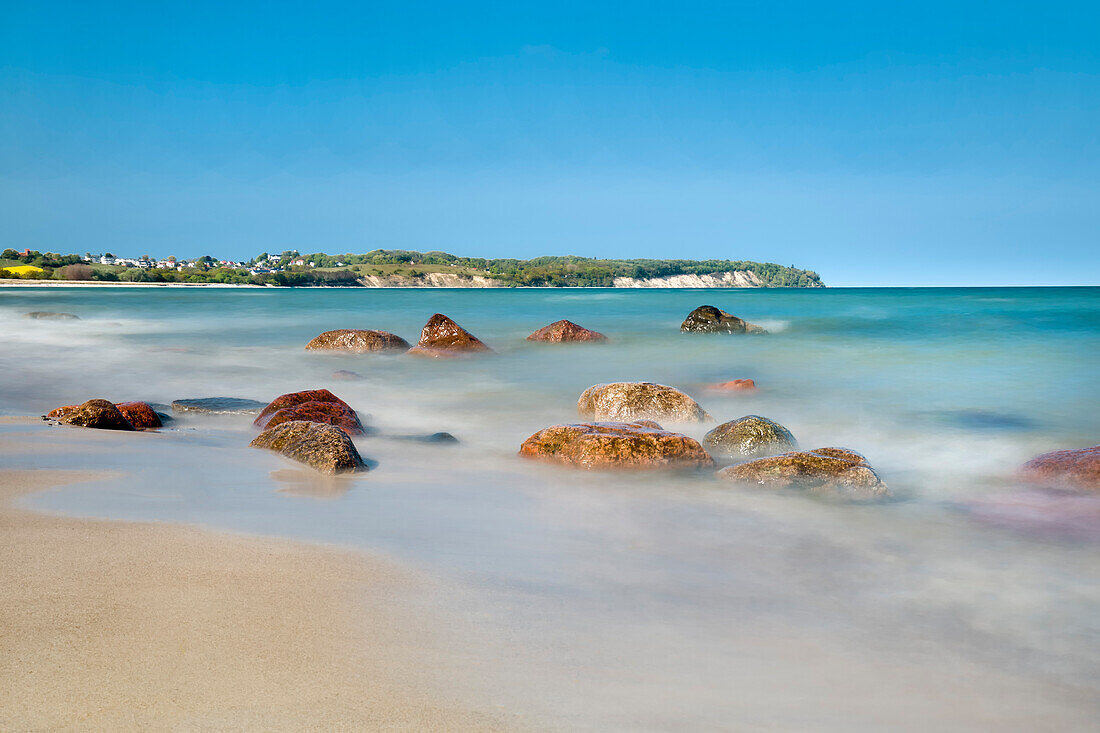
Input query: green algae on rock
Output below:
<box><xmin>250</xmin><ymin>420</ymin><xmax>368</xmax><ymax>475</ymax></box>
<box><xmin>520</xmin><ymin>420</ymin><xmax>714</xmax><ymax>470</ymax></box>
<box><xmin>704</xmin><ymin>415</ymin><xmax>797</xmax><ymax>461</ymax></box>
<box><xmin>680</xmin><ymin>305</ymin><xmax>767</xmax><ymax>334</ymax></box>
<box><xmin>578</xmin><ymin>382</ymin><xmax>712</xmax><ymax>423</ymax></box>
<box><xmin>718</xmin><ymin>447</ymin><xmax>888</xmax><ymax>500</ymax></box>
<box><xmin>305</xmin><ymin>329</ymin><xmax>410</xmax><ymax>353</ymax></box>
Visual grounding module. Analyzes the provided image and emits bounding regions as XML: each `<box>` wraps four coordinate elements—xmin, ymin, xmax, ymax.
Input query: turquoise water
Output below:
<box><xmin>2</xmin><ymin>285</ymin><xmax>1099</xmax><ymax>729</ymax></box>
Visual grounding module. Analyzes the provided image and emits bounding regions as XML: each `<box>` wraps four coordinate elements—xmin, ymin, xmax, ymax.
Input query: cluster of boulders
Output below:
<box><xmin>515</xmin><ymin>381</ymin><xmax>890</xmax><ymax>500</ymax></box>
<box><xmin>47</xmin><ymin>399</ymin><xmax>163</xmax><ymax>430</ymax></box>
<box><xmin>249</xmin><ymin>389</ymin><xmax>369</xmax><ymax>474</ymax></box>
<box><xmin>302</xmin><ymin>305</ymin><xmax>770</xmax><ymax>357</ymax></box>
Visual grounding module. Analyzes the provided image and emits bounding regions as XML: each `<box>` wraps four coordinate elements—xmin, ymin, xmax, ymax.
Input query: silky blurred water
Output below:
<box><xmin>2</xmin><ymin>285</ymin><xmax>1099</xmax><ymax>730</ymax></box>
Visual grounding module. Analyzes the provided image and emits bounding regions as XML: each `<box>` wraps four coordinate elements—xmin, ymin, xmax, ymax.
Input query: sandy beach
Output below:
<box><xmin>0</xmin><ymin>461</ymin><xmax>512</xmax><ymax>731</ymax></box>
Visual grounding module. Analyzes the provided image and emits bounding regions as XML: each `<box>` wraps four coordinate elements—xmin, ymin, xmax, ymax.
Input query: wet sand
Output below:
<box><xmin>0</xmin><ymin>466</ymin><xmax>512</xmax><ymax>731</ymax></box>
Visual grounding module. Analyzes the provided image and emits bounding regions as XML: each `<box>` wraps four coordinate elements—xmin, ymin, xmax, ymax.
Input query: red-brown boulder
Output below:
<box><xmin>406</xmin><ymin>313</ymin><xmax>491</xmax><ymax>357</ymax></box>
<box><xmin>526</xmin><ymin>320</ymin><xmax>608</xmax><ymax>343</ymax></box>
<box><xmin>254</xmin><ymin>389</ymin><xmax>356</xmax><ymax>428</ymax></box>
<box><xmin>1020</xmin><ymin>446</ymin><xmax>1100</xmax><ymax>491</ymax></box>
<box><xmin>263</xmin><ymin>401</ymin><xmax>365</xmax><ymax>435</ymax></box>
<box><xmin>114</xmin><ymin>401</ymin><xmax>163</xmax><ymax>429</ymax></box>
<box><xmin>519</xmin><ymin>421</ymin><xmax>714</xmax><ymax>471</ymax></box>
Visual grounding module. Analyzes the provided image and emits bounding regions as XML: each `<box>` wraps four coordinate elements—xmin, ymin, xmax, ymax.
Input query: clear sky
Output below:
<box><xmin>2</xmin><ymin>1</ymin><xmax>1098</xmax><ymax>285</ymax></box>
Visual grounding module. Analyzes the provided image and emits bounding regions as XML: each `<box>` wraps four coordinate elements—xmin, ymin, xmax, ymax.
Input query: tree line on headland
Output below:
<box><xmin>1</xmin><ymin>248</ymin><xmax>823</xmax><ymax>287</ymax></box>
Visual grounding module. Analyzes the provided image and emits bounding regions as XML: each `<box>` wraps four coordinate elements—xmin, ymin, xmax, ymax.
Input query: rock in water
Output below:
<box><xmin>171</xmin><ymin>397</ymin><xmax>267</xmax><ymax>415</ymax></box>
<box><xmin>391</xmin><ymin>432</ymin><xmax>459</xmax><ymax>444</ymax></box>
<box><xmin>519</xmin><ymin>421</ymin><xmax>714</xmax><ymax>470</ymax></box>
<box><xmin>406</xmin><ymin>313</ymin><xmax>491</xmax><ymax>357</ymax></box>
<box><xmin>331</xmin><ymin>370</ymin><xmax>363</xmax><ymax>381</ymax></box>
<box><xmin>703</xmin><ymin>415</ymin><xmax>797</xmax><ymax>461</ymax></box>
<box><xmin>1020</xmin><ymin>446</ymin><xmax>1100</xmax><ymax>491</ymax></box>
<box><xmin>250</xmin><ymin>421</ymin><xmax>367</xmax><ymax>475</ymax></box>
<box><xmin>718</xmin><ymin>448</ymin><xmax>888</xmax><ymax>500</ymax></box>
<box><xmin>703</xmin><ymin>379</ymin><xmax>757</xmax><ymax>392</ymax></box>
<box><xmin>305</xmin><ymin>329</ymin><xmax>410</xmax><ymax>353</ymax></box>
<box><xmin>680</xmin><ymin>305</ymin><xmax>767</xmax><ymax>334</ymax></box>
<box><xmin>254</xmin><ymin>389</ymin><xmax>356</xmax><ymax>428</ymax></box>
<box><xmin>526</xmin><ymin>320</ymin><xmax>608</xmax><ymax>343</ymax></box>
<box><xmin>262</xmin><ymin>401</ymin><xmax>366</xmax><ymax>435</ymax></box>
<box><xmin>113</xmin><ymin>401</ymin><xmax>163</xmax><ymax>429</ymax></box>
<box><xmin>578</xmin><ymin>382</ymin><xmax>712</xmax><ymax>423</ymax></box>
<box><xmin>58</xmin><ymin>399</ymin><xmax>136</xmax><ymax>431</ymax></box>
<box><xmin>24</xmin><ymin>311</ymin><xmax>80</xmax><ymax>320</ymax></box>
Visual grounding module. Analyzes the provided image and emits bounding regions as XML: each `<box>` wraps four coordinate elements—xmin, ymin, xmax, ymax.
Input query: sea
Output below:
<box><xmin>2</xmin><ymin>285</ymin><xmax>1099</xmax><ymax>730</ymax></box>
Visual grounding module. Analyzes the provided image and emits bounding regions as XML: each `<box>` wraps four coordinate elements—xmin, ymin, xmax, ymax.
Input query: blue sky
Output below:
<box><xmin>1</xmin><ymin>1</ymin><xmax>1097</xmax><ymax>285</ymax></box>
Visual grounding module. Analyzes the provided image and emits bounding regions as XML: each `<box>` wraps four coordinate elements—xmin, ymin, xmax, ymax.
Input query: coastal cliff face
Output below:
<box><xmin>356</xmin><ymin>273</ymin><xmax>505</xmax><ymax>288</ymax></box>
<box><xmin>613</xmin><ymin>271</ymin><xmax>766</xmax><ymax>288</ymax></box>
<box><xmin>353</xmin><ymin>269</ymin><xmax>814</xmax><ymax>288</ymax></box>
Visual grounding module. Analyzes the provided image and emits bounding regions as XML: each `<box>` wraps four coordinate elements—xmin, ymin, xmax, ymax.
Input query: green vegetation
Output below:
<box><xmin>1</xmin><ymin>247</ymin><xmax>822</xmax><ymax>287</ymax></box>
<box><xmin>301</xmin><ymin>250</ymin><xmax>823</xmax><ymax>287</ymax></box>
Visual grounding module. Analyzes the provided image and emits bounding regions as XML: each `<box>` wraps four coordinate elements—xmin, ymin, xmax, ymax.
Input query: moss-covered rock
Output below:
<box><xmin>526</xmin><ymin>320</ymin><xmax>608</xmax><ymax>343</ymax></box>
<box><xmin>519</xmin><ymin>421</ymin><xmax>714</xmax><ymax>470</ymax></box>
<box><xmin>250</xmin><ymin>420</ymin><xmax>368</xmax><ymax>475</ymax></box>
<box><xmin>1020</xmin><ymin>446</ymin><xmax>1100</xmax><ymax>491</ymax></box>
<box><xmin>578</xmin><ymin>382</ymin><xmax>712</xmax><ymax>423</ymax></box>
<box><xmin>305</xmin><ymin>329</ymin><xmax>409</xmax><ymax>353</ymax></box>
<box><xmin>703</xmin><ymin>415</ymin><xmax>797</xmax><ymax>461</ymax></box>
<box><xmin>718</xmin><ymin>447</ymin><xmax>888</xmax><ymax>500</ymax></box>
<box><xmin>57</xmin><ymin>399</ymin><xmax>136</xmax><ymax>431</ymax></box>
<box><xmin>406</xmin><ymin>313</ymin><xmax>492</xmax><ymax>357</ymax></box>
<box><xmin>680</xmin><ymin>305</ymin><xmax>767</xmax><ymax>334</ymax></box>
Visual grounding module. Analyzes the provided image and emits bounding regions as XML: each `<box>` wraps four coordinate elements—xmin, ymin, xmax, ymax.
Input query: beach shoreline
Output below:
<box><xmin>0</xmin><ymin>446</ymin><xmax>514</xmax><ymax>730</ymax></box>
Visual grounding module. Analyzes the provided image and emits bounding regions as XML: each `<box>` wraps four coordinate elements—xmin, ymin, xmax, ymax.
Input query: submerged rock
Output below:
<box><xmin>703</xmin><ymin>415</ymin><xmax>797</xmax><ymax>461</ymax></box>
<box><xmin>24</xmin><ymin>311</ymin><xmax>80</xmax><ymax>320</ymax></box>
<box><xmin>305</xmin><ymin>329</ymin><xmax>410</xmax><ymax>353</ymax></box>
<box><xmin>703</xmin><ymin>379</ymin><xmax>757</xmax><ymax>392</ymax></box>
<box><xmin>254</xmin><ymin>389</ymin><xmax>355</xmax><ymax>428</ymax></box>
<box><xmin>526</xmin><ymin>320</ymin><xmax>608</xmax><ymax>343</ymax></box>
<box><xmin>171</xmin><ymin>397</ymin><xmax>267</xmax><ymax>415</ymax></box>
<box><xmin>391</xmin><ymin>431</ymin><xmax>459</xmax><ymax>444</ymax></box>
<box><xmin>519</xmin><ymin>421</ymin><xmax>714</xmax><ymax>470</ymax></box>
<box><xmin>718</xmin><ymin>448</ymin><xmax>888</xmax><ymax>500</ymax></box>
<box><xmin>578</xmin><ymin>382</ymin><xmax>712</xmax><ymax>423</ymax></box>
<box><xmin>57</xmin><ymin>399</ymin><xmax>135</xmax><ymax>431</ymax></box>
<box><xmin>1020</xmin><ymin>446</ymin><xmax>1100</xmax><ymax>491</ymax></box>
<box><xmin>262</xmin><ymin>401</ymin><xmax>366</xmax><ymax>436</ymax></box>
<box><xmin>113</xmin><ymin>401</ymin><xmax>163</xmax><ymax>429</ymax></box>
<box><xmin>330</xmin><ymin>370</ymin><xmax>364</xmax><ymax>381</ymax></box>
<box><xmin>407</xmin><ymin>313</ymin><xmax>491</xmax><ymax>357</ymax></box>
<box><xmin>680</xmin><ymin>305</ymin><xmax>766</xmax><ymax>334</ymax></box>
<box><xmin>250</xmin><ymin>421</ymin><xmax>367</xmax><ymax>475</ymax></box>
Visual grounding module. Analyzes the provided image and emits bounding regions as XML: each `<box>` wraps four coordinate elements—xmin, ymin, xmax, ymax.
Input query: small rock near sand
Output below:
<box><xmin>58</xmin><ymin>399</ymin><xmax>136</xmax><ymax>431</ymax></box>
<box><xmin>250</xmin><ymin>420</ymin><xmax>368</xmax><ymax>475</ymax></box>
